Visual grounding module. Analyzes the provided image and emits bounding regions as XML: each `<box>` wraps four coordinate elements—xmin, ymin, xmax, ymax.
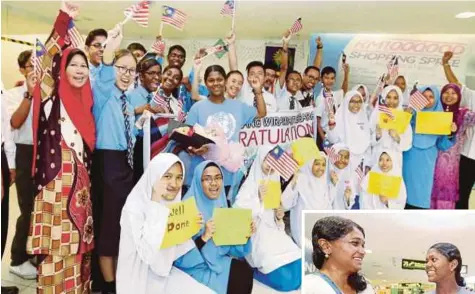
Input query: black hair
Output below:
<box><xmin>85</xmin><ymin>28</ymin><xmax>108</xmax><ymax>46</ymax></box>
<box><xmin>127</xmin><ymin>42</ymin><xmax>147</xmax><ymax>54</ymax></box>
<box><xmin>429</xmin><ymin>243</ymin><xmax>465</xmax><ymax>287</ymax></box>
<box><xmin>226</xmin><ymin>70</ymin><xmax>244</xmax><ymax>81</ymax></box>
<box><xmin>264</xmin><ymin>62</ymin><xmax>278</xmax><ymax>72</ymax></box>
<box><xmin>304</xmin><ymin>65</ymin><xmax>320</xmax><ymax>75</ymax></box>
<box><xmin>321</xmin><ymin>66</ymin><xmax>336</xmax><ymax>77</ymax></box>
<box><xmin>204</xmin><ymin>162</ymin><xmax>221</xmax><ymax>172</ymax></box>
<box><xmin>311</xmin><ymin>216</ymin><xmax>368</xmax><ymax>292</ymax></box>
<box><xmin>137</xmin><ymin>55</ymin><xmax>161</xmax><ymax>74</ymax></box>
<box><xmin>65</xmin><ymin>49</ymin><xmax>89</xmax><ymax>69</ymax></box>
<box><xmin>204</xmin><ymin>65</ymin><xmax>226</xmax><ymax>82</ymax></box>
<box><xmin>285</xmin><ymin>70</ymin><xmax>302</xmax><ymax>82</ymax></box>
<box><xmin>167</xmin><ymin>45</ymin><xmax>186</xmax><ymax>59</ymax></box>
<box><xmin>18</xmin><ymin>50</ymin><xmax>32</xmax><ymax>69</ymax></box>
<box><xmin>162</xmin><ymin>65</ymin><xmax>183</xmax><ymax>82</ymax></box>
<box><xmin>246</xmin><ymin>61</ymin><xmax>265</xmax><ymax>74</ymax></box>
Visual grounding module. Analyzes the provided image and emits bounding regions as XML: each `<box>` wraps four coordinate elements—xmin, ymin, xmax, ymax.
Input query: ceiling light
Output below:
<box><xmin>365</xmin><ymin>249</ymin><xmax>373</xmax><ymax>254</ymax></box>
<box><xmin>455</xmin><ymin>12</ymin><xmax>475</xmax><ymax>19</ymax></box>
<box><xmin>377</xmin><ymin>272</ymin><xmax>384</xmax><ymax>276</ymax></box>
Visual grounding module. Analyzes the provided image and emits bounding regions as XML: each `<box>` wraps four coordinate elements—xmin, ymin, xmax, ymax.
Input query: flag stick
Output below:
<box><xmin>102</xmin><ymin>14</ymin><xmax>133</xmax><ymax>48</ymax></box>
<box><xmin>231</xmin><ymin>1</ymin><xmax>236</xmax><ymax>31</ymax></box>
<box><xmin>159</xmin><ymin>22</ymin><xmax>164</xmax><ymax>36</ymax></box>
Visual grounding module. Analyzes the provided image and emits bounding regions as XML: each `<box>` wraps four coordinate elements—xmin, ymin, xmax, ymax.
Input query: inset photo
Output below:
<box><xmin>303</xmin><ymin>211</ymin><xmax>475</xmax><ymax>294</ymax></box>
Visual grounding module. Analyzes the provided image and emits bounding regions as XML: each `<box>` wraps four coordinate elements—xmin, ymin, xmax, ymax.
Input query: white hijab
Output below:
<box><xmin>334</xmin><ymin>90</ymin><xmax>371</xmax><ymax>155</ymax></box>
<box><xmin>295</xmin><ymin>152</ymin><xmax>331</xmax><ymax>209</ymax></box>
<box><xmin>361</xmin><ymin>149</ymin><xmax>407</xmax><ymax>209</ymax></box>
<box><xmin>370</xmin><ymin>85</ymin><xmax>404</xmax><ymax>126</ymax></box>
<box><xmin>328</xmin><ymin>143</ymin><xmax>355</xmax><ymax>210</ymax></box>
<box><xmin>117</xmin><ymin>154</ymin><xmax>195</xmax><ymax>293</ymax></box>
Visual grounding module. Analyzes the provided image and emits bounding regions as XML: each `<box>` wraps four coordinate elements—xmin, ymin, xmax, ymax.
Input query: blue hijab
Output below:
<box><xmin>182</xmin><ymin>160</ymin><xmax>231</xmax><ymax>272</ymax></box>
<box><xmin>412</xmin><ymin>85</ymin><xmax>443</xmax><ymax>149</ymax></box>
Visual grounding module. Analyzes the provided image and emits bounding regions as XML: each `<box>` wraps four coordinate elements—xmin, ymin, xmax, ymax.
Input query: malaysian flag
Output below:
<box><xmin>162</xmin><ymin>5</ymin><xmax>188</xmax><ymax>31</ymax></box>
<box><xmin>322</xmin><ymin>88</ymin><xmax>335</xmax><ymax>114</ymax></box>
<box><xmin>150</xmin><ymin>39</ymin><xmax>166</xmax><ymax>55</ymax></box>
<box><xmin>176</xmin><ymin>100</ymin><xmax>186</xmax><ymax>122</ymax></box>
<box><xmin>151</xmin><ymin>89</ymin><xmax>170</xmax><ymax>111</ymax></box>
<box><xmin>387</xmin><ymin>56</ymin><xmax>399</xmax><ymax>81</ymax></box>
<box><xmin>220</xmin><ymin>0</ymin><xmax>235</xmax><ymax>16</ymax></box>
<box><xmin>355</xmin><ymin>160</ymin><xmax>364</xmax><ymax>185</ymax></box>
<box><xmin>409</xmin><ymin>89</ymin><xmax>429</xmax><ymax>111</ymax></box>
<box><xmin>32</xmin><ymin>39</ymin><xmax>46</xmax><ymax>79</ymax></box>
<box><xmin>378</xmin><ymin>103</ymin><xmax>395</xmax><ymax>120</ymax></box>
<box><xmin>289</xmin><ymin>18</ymin><xmax>303</xmax><ymax>35</ymax></box>
<box><xmin>67</xmin><ymin>20</ymin><xmax>84</xmax><ymax>48</ymax></box>
<box><xmin>264</xmin><ymin>145</ymin><xmax>299</xmax><ymax>181</ymax></box>
<box><xmin>124</xmin><ymin>1</ymin><xmax>150</xmax><ymax>27</ymax></box>
<box><xmin>322</xmin><ymin>141</ymin><xmax>340</xmax><ymax>165</ymax></box>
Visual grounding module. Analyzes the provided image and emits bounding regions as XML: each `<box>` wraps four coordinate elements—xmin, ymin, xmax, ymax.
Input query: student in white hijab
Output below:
<box><xmin>234</xmin><ymin>145</ymin><xmax>302</xmax><ymax>291</ymax></box>
<box><xmin>328</xmin><ymin>143</ymin><xmax>358</xmax><ymax>210</ymax></box>
<box><xmin>360</xmin><ymin>149</ymin><xmax>407</xmax><ymax>209</ymax></box>
<box><xmin>369</xmin><ymin>85</ymin><xmax>413</xmax><ymax>167</ymax></box>
<box><xmin>394</xmin><ymin>75</ymin><xmax>411</xmax><ymax>108</ymax></box>
<box><xmin>116</xmin><ymin>153</ymin><xmax>213</xmax><ymax>294</ymax></box>
<box><xmin>282</xmin><ymin>152</ymin><xmax>331</xmax><ymax>248</ymax></box>
<box><xmin>327</xmin><ymin>90</ymin><xmax>372</xmax><ymax>173</ymax></box>
<box><xmin>352</xmin><ymin>84</ymin><xmax>373</xmax><ymax>117</ymax></box>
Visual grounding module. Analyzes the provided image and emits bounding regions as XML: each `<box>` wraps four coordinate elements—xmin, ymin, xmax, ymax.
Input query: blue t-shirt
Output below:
<box><xmin>181</xmin><ymin>98</ymin><xmax>257</xmax><ymax>186</ymax></box>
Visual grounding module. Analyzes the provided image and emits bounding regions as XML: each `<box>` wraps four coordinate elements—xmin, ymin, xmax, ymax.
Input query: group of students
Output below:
<box><xmin>1</xmin><ymin>3</ymin><xmax>475</xmax><ymax>294</ymax></box>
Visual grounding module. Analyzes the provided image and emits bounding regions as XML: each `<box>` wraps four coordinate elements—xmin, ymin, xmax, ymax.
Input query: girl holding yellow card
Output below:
<box><xmin>117</xmin><ymin>154</ymin><xmax>213</xmax><ymax>294</ymax></box>
<box><xmin>328</xmin><ymin>144</ymin><xmax>358</xmax><ymax>210</ymax></box>
<box><xmin>369</xmin><ymin>86</ymin><xmax>413</xmax><ymax>167</ymax></box>
<box><xmin>403</xmin><ymin>86</ymin><xmax>456</xmax><ymax>209</ymax></box>
<box><xmin>360</xmin><ymin>150</ymin><xmax>407</xmax><ymax>209</ymax></box>
<box><xmin>282</xmin><ymin>152</ymin><xmax>331</xmax><ymax>247</ymax></box>
<box><xmin>327</xmin><ymin>90</ymin><xmax>372</xmax><ymax>178</ymax></box>
<box><xmin>234</xmin><ymin>146</ymin><xmax>302</xmax><ymax>292</ymax></box>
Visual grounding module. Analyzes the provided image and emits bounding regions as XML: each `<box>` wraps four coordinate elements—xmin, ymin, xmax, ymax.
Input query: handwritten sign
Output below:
<box><xmin>259</xmin><ymin>180</ymin><xmax>281</xmax><ymax>209</ymax></box>
<box><xmin>378</xmin><ymin>110</ymin><xmax>412</xmax><ymax>134</ymax></box>
<box><xmin>367</xmin><ymin>171</ymin><xmax>402</xmax><ymax>199</ymax></box>
<box><xmin>160</xmin><ymin>197</ymin><xmax>201</xmax><ymax>249</ymax></box>
<box><xmin>415</xmin><ymin>112</ymin><xmax>453</xmax><ymax>135</ymax></box>
<box><xmin>291</xmin><ymin>137</ymin><xmax>321</xmax><ymax>167</ymax></box>
<box><xmin>213</xmin><ymin>208</ymin><xmax>252</xmax><ymax>246</ymax></box>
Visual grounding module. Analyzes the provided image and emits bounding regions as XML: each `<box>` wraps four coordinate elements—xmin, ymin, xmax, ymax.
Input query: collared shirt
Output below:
<box><xmin>130</xmin><ymin>85</ymin><xmax>153</xmax><ymax>120</ymax></box>
<box><xmin>461</xmin><ymin>85</ymin><xmax>475</xmax><ymax>159</ymax></box>
<box><xmin>89</xmin><ymin>62</ymin><xmax>102</xmax><ymax>85</ymax></box>
<box><xmin>237</xmin><ymin>80</ymin><xmax>278</xmax><ymax>113</ymax></box>
<box><xmin>3</xmin><ymin>83</ymin><xmax>34</xmax><ymax>145</ymax></box>
<box><xmin>92</xmin><ymin>64</ymin><xmax>136</xmax><ymax>150</ymax></box>
<box><xmin>1</xmin><ymin>100</ymin><xmax>16</xmax><ymax>168</ymax></box>
<box><xmin>275</xmin><ymin>84</ymin><xmax>305</xmax><ymax>111</ymax></box>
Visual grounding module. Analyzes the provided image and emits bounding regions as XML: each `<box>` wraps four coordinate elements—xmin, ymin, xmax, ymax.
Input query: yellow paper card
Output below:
<box><xmin>160</xmin><ymin>197</ymin><xmax>201</xmax><ymax>249</ymax></box>
<box><xmin>415</xmin><ymin>112</ymin><xmax>453</xmax><ymax>135</ymax></box>
<box><xmin>213</xmin><ymin>208</ymin><xmax>252</xmax><ymax>246</ymax></box>
<box><xmin>259</xmin><ymin>180</ymin><xmax>281</xmax><ymax>209</ymax></box>
<box><xmin>367</xmin><ymin>171</ymin><xmax>402</xmax><ymax>199</ymax></box>
<box><xmin>378</xmin><ymin>110</ymin><xmax>412</xmax><ymax>134</ymax></box>
<box><xmin>291</xmin><ymin>137</ymin><xmax>321</xmax><ymax>167</ymax></box>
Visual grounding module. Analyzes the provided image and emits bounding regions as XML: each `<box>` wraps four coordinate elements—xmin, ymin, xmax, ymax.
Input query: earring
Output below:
<box><xmin>325</xmin><ymin>253</ymin><xmax>329</xmax><ymax>259</ymax></box>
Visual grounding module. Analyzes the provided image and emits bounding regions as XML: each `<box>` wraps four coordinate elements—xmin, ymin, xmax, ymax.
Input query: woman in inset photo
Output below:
<box><xmin>304</xmin><ymin>216</ymin><xmax>375</xmax><ymax>294</ymax></box>
<box><xmin>425</xmin><ymin>243</ymin><xmax>472</xmax><ymax>294</ymax></box>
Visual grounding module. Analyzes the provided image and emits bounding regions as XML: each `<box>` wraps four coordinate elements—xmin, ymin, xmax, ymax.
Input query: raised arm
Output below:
<box><xmin>102</xmin><ymin>23</ymin><xmax>123</xmax><ymax>65</ymax></box>
<box><xmin>226</xmin><ymin>31</ymin><xmax>238</xmax><ymax>71</ymax></box>
<box><xmin>191</xmin><ymin>52</ymin><xmax>204</xmax><ymax>102</ymax></box>
<box><xmin>442</xmin><ymin>51</ymin><xmax>461</xmax><ymax>86</ymax></box>
<box><xmin>341</xmin><ymin>63</ymin><xmax>350</xmax><ymax>94</ymax></box>
<box><xmin>313</xmin><ymin>37</ymin><xmax>323</xmax><ymax>69</ymax></box>
<box><xmin>278</xmin><ymin>30</ymin><xmax>291</xmax><ymax>89</ymax></box>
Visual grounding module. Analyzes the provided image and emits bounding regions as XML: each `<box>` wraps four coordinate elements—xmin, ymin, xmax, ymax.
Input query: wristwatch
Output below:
<box><xmin>23</xmin><ymin>91</ymin><xmax>33</xmax><ymax>101</ymax></box>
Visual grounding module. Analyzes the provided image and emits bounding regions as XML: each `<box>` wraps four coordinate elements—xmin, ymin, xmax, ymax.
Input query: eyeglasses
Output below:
<box><xmin>115</xmin><ymin>65</ymin><xmax>136</xmax><ymax>76</ymax></box>
<box><xmin>306</xmin><ymin>75</ymin><xmax>319</xmax><ymax>82</ymax></box>
<box><xmin>349</xmin><ymin>100</ymin><xmax>363</xmax><ymax>104</ymax></box>
<box><xmin>144</xmin><ymin>71</ymin><xmax>161</xmax><ymax>77</ymax></box>
<box><xmin>201</xmin><ymin>175</ymin><xmax>223</xmax><ymax>184</ymax></box>
<box><xmin>169</xmin><ymin>53</ymin><xmax>185</xmax><ymax>60</ymax></box>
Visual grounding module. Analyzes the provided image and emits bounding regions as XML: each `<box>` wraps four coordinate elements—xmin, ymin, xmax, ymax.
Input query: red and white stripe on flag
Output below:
<box><xmin>151</xmin><ymin>39</ymin><xmax>166</xmax><ymax>55</ymax></box>
<box><xmin>124</xmin><ymin>1</ymin><xmax>150</xmax><ymax>27</ymax></box>
<box><xmin>289</xmin><ymin>18</ymin><xmax>303</xmax><ymax>34</ymax></box>
<box><xmin>378</xmin><ymin>104</ymin><xmax>395</xmax><ymax>120</ymax></box>
<box><xmin>409</xmin><ymin>90</ymin><xmax>429</xmax><ymax>111</ymax></box>
<box><xmin>324</xmin><ymin>146</ymin><xmax>340</xmax><ymax>165</ymax></box>
<box><xmin>176</xmin><ymin>100</ymin><xmax>187</xmax><ymax>122</ymax></box>
<box><xmin>152</xmin><ymin>91</ymin><xmax>169</xmax><ymax>110</ymax></box>
<box><xmin>265</xmin><ymin>149</ymin><xmax>298</xmax><ymax>181</ymax></box>
<box><xmin>162</xmin><ymin>5</ymin><xmax>188</xmax><ymax>31</ymax></box>
<box><xmin>68</xmin><ymin>24</ymin><xmax>84</xmax><ymax>48</ymax></box>
<box><xmin>32</xmin><ymin>55</ymin><xmax>42</xmax><ymax>79</ymax></box>
<box><xmin>220</xmin><ymin>0</ymin><xmax>234</xmax><ymax>16</ymax></box>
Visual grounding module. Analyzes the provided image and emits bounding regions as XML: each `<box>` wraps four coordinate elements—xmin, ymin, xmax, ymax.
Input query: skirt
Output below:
<box><xmin>92</xmin><ymin>150</ymin><xmax>134</xmax><ymax>256</ymax></box>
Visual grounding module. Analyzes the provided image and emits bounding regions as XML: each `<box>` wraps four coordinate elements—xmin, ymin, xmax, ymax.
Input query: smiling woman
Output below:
<box><xmin>304</xmin><ymin>216</ymin><xmax>375</xmax><ymax>294</ymax></box>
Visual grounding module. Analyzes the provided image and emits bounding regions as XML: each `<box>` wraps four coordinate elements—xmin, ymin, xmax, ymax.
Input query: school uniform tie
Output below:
<box><xmin>146</xmin><ymin>93</ymin><xmax>153</xmax><ymax>104</ymax></box>
<box><xmin>290</xmin><ymin>96</ymin><xmax>296</xmax><ymax>110</ymax></box>
<box><xmin>120</xmin><ymin>93</ymin><xmax>134</xmax><ymax>169</ymax></box>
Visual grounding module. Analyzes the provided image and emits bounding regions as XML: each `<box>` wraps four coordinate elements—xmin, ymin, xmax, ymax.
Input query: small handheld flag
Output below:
<box><xmin>162</xmin><ymin>5</ymin><xmax>188</xmax><ymax>31</ymax></box>
<box><xmin>289</xmin><ymin>18</ymin><xmax>303</xmax><ymax>35</ymax></box>
<box><xmin>264</xmin><ymin>145</ymin><xmax>299</xmax><ymax>181</ymax></box>
<box><xmin>322</xmin><ymin>140</ymin><xmax>340</xmax><ymax>165</ymax></box>
<box><xmin>151</xmin><ymin>39</ymin><xmax>166</xmax><ymax>55</ymax></box>
<box><xmin>67</xmin><ymin>20</ymin><xmax>84</xmax><ymax>48</ymax></box>
<box><xmin>32</xmin><ymin>39</ymin><xmax>46</xmax><ymax>79</ymax></box>
<box><xmin>220</xmin><ymin>0</ymin><xmax>235</xmax><ymax>16</ymax></box>
<box><xmin>409</xmin><ymin>89</ymin><xmax>429</xmax><ymax>111</ymax></box>
<box><xmin>124</xmin><ymin>1</ymin><xmax>150</xmax><ymax>27</ymax></box>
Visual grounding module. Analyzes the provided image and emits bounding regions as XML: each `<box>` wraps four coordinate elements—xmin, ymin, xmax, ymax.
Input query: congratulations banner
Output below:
<box><xmin>308</xmin><ymin>34</ymin><xmax>475</xmax><ymax>92</ymax></box>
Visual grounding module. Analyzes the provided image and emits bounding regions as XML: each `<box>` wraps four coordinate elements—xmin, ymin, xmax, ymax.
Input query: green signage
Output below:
<box><xmin>402</xmin><ymin>259</ymin><xmax>426</xmax><ymax>270</ymax></box>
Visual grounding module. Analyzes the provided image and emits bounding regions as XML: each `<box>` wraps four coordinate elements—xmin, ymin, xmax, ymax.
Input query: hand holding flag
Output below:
<box><xmin>150</xmin><ymin>36</ymin><xmax>166</xmax><ymax>56</ymax></box>
<box><xmin>289</xmin><ymin>18</ymin><xmax>303</xmax><ymax>35</ymax></box>
<box><xmin>124</xmin><ymin>0</ymin><xmax>150</xmax><ymax>27</ymax></box>
<box><xmin>264</xmin><ymin>145</ymin><xmax>299</xmax><ymax>181</ymax></box>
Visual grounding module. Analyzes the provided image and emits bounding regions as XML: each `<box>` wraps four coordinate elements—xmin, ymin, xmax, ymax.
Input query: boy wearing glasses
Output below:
<box><xmin>85</xmin><ymin>28</ymin><xmax>108</xmax><ymax>83</ymax></box>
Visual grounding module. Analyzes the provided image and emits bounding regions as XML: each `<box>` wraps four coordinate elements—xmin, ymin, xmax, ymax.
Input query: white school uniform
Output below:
<box><xmin>328</xmin><ymin>143</ymin><xmax>357</xmax><ymax>210</ymax></box>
